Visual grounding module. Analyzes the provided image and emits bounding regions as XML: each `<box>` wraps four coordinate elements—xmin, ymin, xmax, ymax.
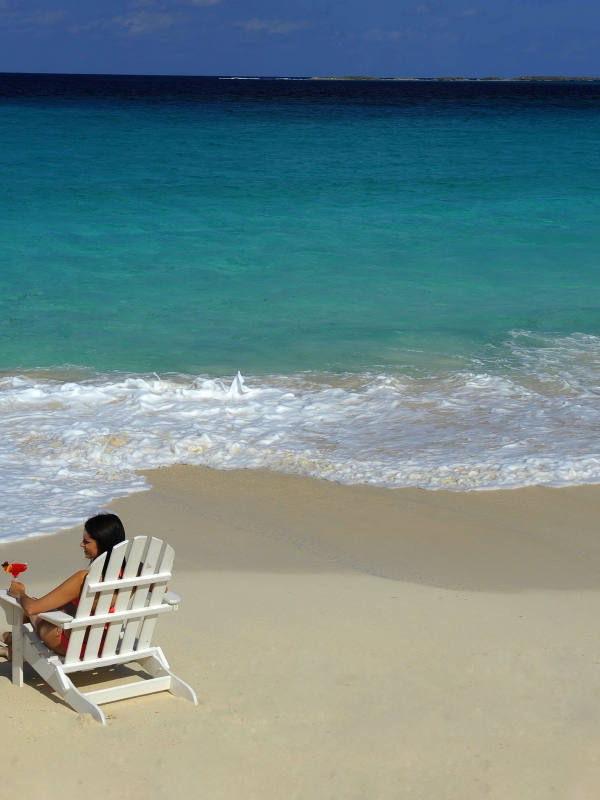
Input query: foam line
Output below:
<box><xmin>1</xmin><ymin>332</ymin><xmax>600</xmax><ymax>540</ymax></box>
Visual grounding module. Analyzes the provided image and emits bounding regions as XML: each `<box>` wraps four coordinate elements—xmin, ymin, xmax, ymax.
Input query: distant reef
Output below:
<box><xmin>309</xmin><ymin>75</ymin><xmax>600</xmax><ymax>82</ymax></box>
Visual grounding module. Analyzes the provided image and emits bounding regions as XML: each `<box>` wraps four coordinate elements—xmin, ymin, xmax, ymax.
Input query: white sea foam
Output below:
<box><xmin>1</xmin><ymin>331</ymin><xmax>600</xmax><ymax>541</ymax></box>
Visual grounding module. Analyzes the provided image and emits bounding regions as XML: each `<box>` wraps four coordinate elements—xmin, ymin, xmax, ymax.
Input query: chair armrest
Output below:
<box><xmin>162</xmin><ymin>591</ymin><xmax>181</xmax><ymax>607</ymax></box>
<box><xmin>37</xmin><ymin>610</ymin><xmax>73</xmax><ymax>626</ymax></box>
<box><xmin>0</xmin><ymin>589</ymin><xmax>20</xmax><ymax>608</ymax></box>
<box><xmin>0</xmin><ymin>589</ymin><xmax>22</xmax><ymax>624</ymax></box>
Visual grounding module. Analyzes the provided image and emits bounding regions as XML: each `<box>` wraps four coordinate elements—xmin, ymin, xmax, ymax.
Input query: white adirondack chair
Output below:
<box><xmin>0</xmin><ymin>536</ymin><xmax>197</xmax><ymax>725</ymax></box>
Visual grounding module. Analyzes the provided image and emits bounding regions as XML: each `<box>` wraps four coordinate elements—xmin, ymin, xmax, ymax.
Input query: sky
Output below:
<box><xmin>0</xmin><ymin>0</ymin><xmax>598</xmax><ymax>78</ymax></box>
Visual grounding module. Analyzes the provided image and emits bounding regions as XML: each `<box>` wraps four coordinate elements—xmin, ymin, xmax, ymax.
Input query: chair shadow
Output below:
<box><xmin>0</xmin><ymin>657</ymin><xmax>150</xmax><ymax>711</ymax></box>
<box><xmin>69</xmin><ymin>662</ymin><xmax>147</xmax><ymax>690</ymax></box>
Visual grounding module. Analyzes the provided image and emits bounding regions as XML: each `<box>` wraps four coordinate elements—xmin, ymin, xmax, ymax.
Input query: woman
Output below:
<box><xmin>0</xmin><ymin>513</ymin><xmax>126</xmax><ymax>659</ymax></box>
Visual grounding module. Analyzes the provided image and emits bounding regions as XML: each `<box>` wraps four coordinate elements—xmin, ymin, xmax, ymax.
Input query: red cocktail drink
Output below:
<box><xmin>2</xmin><ymin>562</ymin><xmax>27</xmax><ymax>579</ymax></box>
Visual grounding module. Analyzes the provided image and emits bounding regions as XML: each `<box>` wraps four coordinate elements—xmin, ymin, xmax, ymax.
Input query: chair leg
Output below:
<box><xmin>138</xmin><ymin>653</ymin><xmax>198</xmax><ymax>706</ymax></box>
<box><xmin>49</xmin><ymin>670</ymin><xmax>106</xmax><ymax>724</ymax></box>
<box><xmin>167</xmin><ymin>671</ymin><xmax>198</xmax><ymax>705</ymax></box>
<box><xmin>27</xmin><ymin>655</ymin><xmax>107</xmax><ymax>725</ymax></box>
<box><xmin>62</xmin><ymin>685</ymin><xmax>106</xmax><ymax>725</ymax></box>
<box><xmin>11</xmin><ymin>608</ymin><xmax>24</xmax><ymax>688</ymax></box>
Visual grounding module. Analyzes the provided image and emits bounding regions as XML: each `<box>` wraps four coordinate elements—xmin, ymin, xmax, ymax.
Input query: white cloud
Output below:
<box><xmin>458</xmin><ymin>8</ymin><xmax>477</xmax><ymax>17</ymax></box>
<box><xmin>234</xmin><ymin>18</ymin><xmax>311</xmax><ymax>35</ymax></box>
<box><xmin>113</xmin><ymin>10</ymin><xmax>182</xmax><ymax>36</ymax></box>
<box><xmin>185</xmin><ymin>0</ymin><xmax>223</xmax><ymax>5</ymax></box>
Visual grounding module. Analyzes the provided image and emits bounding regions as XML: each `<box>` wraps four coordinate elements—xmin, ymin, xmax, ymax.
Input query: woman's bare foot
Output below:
<box><xmin>0</xmin><ymin>631</ymin><xmax>11</xmax><ymax>658</ymax></box>
<box><xmin>0</xmin><ymin>631</ymin><xmax>11</xmax><ymax>660</ymax></box>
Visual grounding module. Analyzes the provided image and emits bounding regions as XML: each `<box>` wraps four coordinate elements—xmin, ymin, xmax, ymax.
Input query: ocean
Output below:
<box><xmin>1</xmin><ymin>73</ymin><xmax>600</xmax><ymax>540</ymax></box>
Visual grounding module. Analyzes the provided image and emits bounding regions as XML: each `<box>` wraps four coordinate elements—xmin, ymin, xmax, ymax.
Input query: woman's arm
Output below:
<box><xmin>9</xmin><ymin>570</ymin><xmax>88</xmax><ymax>616</ymax></box>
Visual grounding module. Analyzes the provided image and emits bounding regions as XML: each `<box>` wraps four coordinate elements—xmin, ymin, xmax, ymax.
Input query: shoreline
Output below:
<box><xmin>4</xmin><ymin>357</ymin><xmax>600</xmax><ymax>542</ymax></box>
<box><xmin>3</xmin><ymin>464</ymin><xmax>600</xmax><ymax>590</ymax></box>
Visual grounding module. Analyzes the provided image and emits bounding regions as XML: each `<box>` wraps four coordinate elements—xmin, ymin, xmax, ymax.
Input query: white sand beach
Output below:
<box><xmin>2</xmin><ymin>465</ymin><xmax>600</xmax><ymax>799</ymax></box>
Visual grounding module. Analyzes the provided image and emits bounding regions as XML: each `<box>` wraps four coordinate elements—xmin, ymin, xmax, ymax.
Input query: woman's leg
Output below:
<box><xmin>1</xmin><ymin>608</ymin><xmax>70</xmax><ymax>659</ymax></box>
<box><xmin>1</xmin><ymin>621</ymin><xmax>67</xmax><ymax>658</ymax></box>
<box><xmin>35</xmin><ymin>620</ymin><xmax>67</xmax><ymax>656</ymax></box>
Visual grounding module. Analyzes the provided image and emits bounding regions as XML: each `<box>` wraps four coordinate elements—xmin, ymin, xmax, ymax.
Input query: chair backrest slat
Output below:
<box><xmin>101</xmin><ymin>536</ymin><xmax>148</xmax><ymax>659</ymax></box>
<box><xmin>81</xmin><ymin>540</ymin><xmax>129</xmax><ymax>662</ymax></box>
<box><xmin>64</xmin><ymin>553</ymin><xmax>106</xmax><ymax>665</ymax></box>
<box><xmin>63</xmin><ymin>535</ymin><xmax>174</xmax><ymax>665</ymax></box>
<box><xmin>119</xmin><ymin>537</ymin><xmax>164</xmax><ymax>655</ymax></box>
<box><xmin>136</xmin><ymin>544</ymin><xmax>174</xmax><ymax>650</ymax></box>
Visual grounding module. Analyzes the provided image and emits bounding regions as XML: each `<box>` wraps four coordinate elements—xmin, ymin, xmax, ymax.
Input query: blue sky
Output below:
<box><xmin>0</xmin><ymin>0</ymin><xmax>598</xmax><ymax>78</ymax></box>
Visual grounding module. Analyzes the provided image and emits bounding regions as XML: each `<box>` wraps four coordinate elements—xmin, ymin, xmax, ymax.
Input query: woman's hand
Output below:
<box><xmin>9</xmin><ymin>580</ymin><xmax>25</xmax><ymax>599</ymax></box>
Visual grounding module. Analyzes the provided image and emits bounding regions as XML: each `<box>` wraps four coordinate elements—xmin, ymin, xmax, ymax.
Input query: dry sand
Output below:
<box><xmin>2</xmin><ymin>465</ymin><xmax>600</xmax><ymax>798</ymax></box>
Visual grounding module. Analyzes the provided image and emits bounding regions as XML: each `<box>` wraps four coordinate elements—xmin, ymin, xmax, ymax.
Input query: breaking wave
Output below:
<box><xmin>1</xmin><ymin>331</ymin><xmax>600</xmax><ymax>541</ymax></box>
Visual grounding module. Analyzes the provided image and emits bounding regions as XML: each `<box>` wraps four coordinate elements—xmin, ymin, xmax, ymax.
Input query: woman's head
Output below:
<box><xmin>81</xmin><ymin>513</ymin><xmax>126</xmax><ymax>565</ymax></box>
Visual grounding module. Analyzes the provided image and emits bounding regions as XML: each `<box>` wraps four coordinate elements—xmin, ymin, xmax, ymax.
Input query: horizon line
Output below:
<box><xmin>1</xmin><ymin>71</ymin><xmax>600</xmax><ymax>83</ymax></box>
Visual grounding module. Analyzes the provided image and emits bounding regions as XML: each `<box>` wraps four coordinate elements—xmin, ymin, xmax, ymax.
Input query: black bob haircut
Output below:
<box><xmin>84</xmin><ymin>513</ymin><xmax>126</xmax><ymax>568</ymax></box>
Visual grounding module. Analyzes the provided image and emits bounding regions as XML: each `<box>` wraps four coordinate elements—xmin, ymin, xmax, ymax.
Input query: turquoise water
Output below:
<box><xmin>2</xmin><ymin>77</ymin><xmax>600</xmax><ymax>375</ymax></box>
<box><xmin>1</xmin><ymin>75</ymin><xmax>600</xmax><ymax>540</ymax></box>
